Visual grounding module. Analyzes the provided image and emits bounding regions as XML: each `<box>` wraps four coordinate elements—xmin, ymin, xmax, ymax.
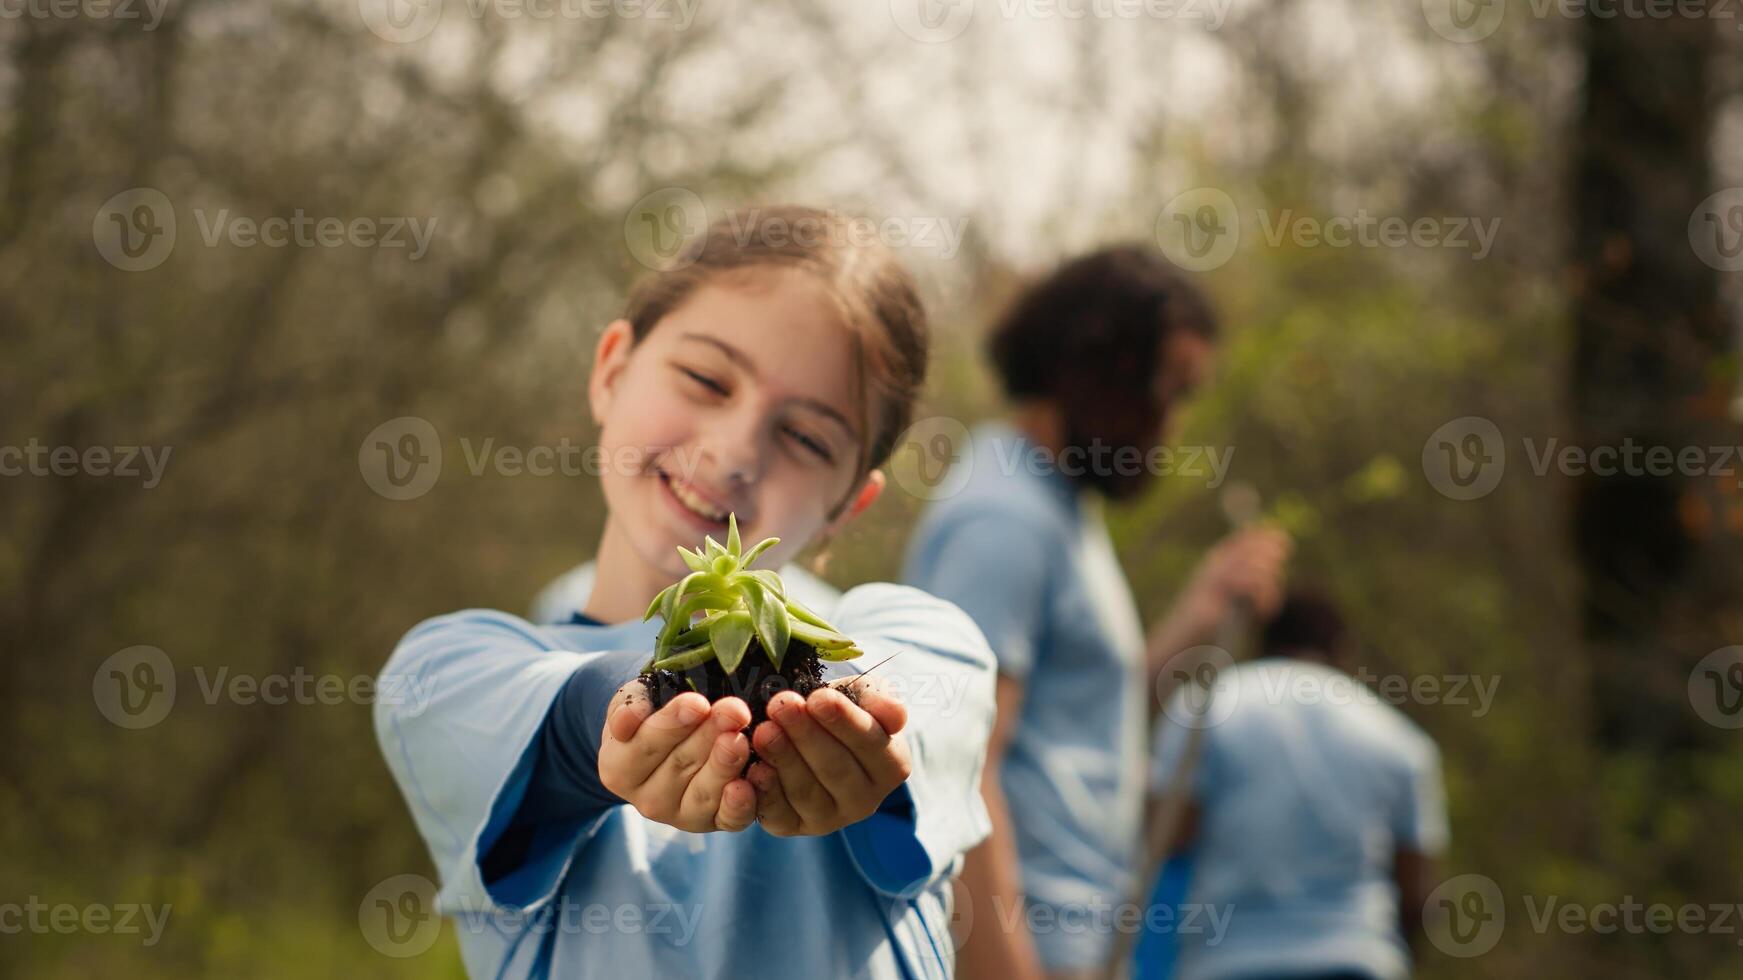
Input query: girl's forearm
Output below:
<box><xmin>484</xmin><ymin>648</ymin><xmax>645</xmax><ymax>876</ymax></box>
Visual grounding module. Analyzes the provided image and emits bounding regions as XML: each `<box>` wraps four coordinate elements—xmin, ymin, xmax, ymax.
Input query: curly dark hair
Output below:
<box><xmin>1261</xmin><ymin>589</ymin><xmax>1350</xmax><ymax>662</ymax></box>
<box><xmin>986</xmin><ymin>245</ymin><xmax>1218</xmax><ymax>498</ymax></box>
<box><xmin>988</xmin><ymin>244</ymin><xmax>1216</xmax><ymax>401</ymax></box>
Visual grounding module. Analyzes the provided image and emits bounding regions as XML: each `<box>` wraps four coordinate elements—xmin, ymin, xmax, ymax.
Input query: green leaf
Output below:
<box><xmin>749</xmin><ymin>569</ymin><xmax>786</xmax><ymax>599</ymax></box>
<box><xmin>726</xmin><ymin>512</ymin><xmax>741</xmax><ymax>555</ymax></box>
<box><xmin>789</xmin><ymin>618</ymin><xmax>854</xmax><ymax>650</ymax></box>
<box><xmin>785</xmin><ymin>599</ymin><xmax>836</xmax><ymax>631</ymax></box>
<box><xmin>651</xmin><ymin>644</ymin><xmax>718</xmax><ymax>672</ymax></box>
<box><xmin>743</xmin><ymin>580</ymin><xmax>792</xmax><ymax>668</ymax></box>
<box><xmin>740</xmin><ymin>536</ymin><xmax>779</xmax><ymax>569</ymax></box>
<box><xmin>703</xmin><ymin>536</ymin><xmax>726</xmax><ymax>560</ymax></box>
<box><xmin>644</xmin><ymin>583</ymin><xmax>676</xmax><ymax>622</ymax></box>
<box><xmin>660</xmin><ymin>571</ymin><xmax>730</xmax><ymax>623</ymax></box>
<box><xmin>710</xmin><ymin>612</ymin><xmax>755</xmax><ymax>674</ymax></box>
<box><xmin>660</xmin><ymin>592</ymin><xmax>733</xmax><ymax>646</ymax></box>
<box><xmin>667</xmin><ymin>616</ymin><xmax>717</xmax><ymax>650</ymax></box>
<box><xmin>677</xmin><ymin>547</ymin><xmax>711</xmax><ymax>573</ymax></box>
<box><xmin>817</xmin><ymin>643</ymin><xmax>865</xmax><ymax>662</ymax></box>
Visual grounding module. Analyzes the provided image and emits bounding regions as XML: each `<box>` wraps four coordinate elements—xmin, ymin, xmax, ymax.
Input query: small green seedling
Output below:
<box><xmin>641</xmin><ymin>514</ymin><xmax>863</xmax><ymax>689</ymax></box>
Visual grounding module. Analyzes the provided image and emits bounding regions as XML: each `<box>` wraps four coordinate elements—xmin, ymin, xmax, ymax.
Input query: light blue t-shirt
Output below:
<box><xmin>1151</xmin><ymin>658</ymin><xmax>1450</xmax><ymax>980</ymax></box>
<box><xmin>902</xmin><ymin>421</ymin><xmax>1148</xmax><ymax>970</ymax></box>
<box><xmin>376</xmin><ymin>582</ymin><xmax>996</xmax><ymax>980</ymax></box>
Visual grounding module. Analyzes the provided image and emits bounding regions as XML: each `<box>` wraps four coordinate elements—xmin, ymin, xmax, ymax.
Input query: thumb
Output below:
<box><xmin>605</xmin><ymin>680</ymin><xmax>653</xmax><ymax>743</ymax></box>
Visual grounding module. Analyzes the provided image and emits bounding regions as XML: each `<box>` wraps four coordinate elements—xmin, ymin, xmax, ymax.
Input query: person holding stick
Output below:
<box><xmin>903</xmin><ymin>246</ymin><xmax>1291</xmax><ymax>980</ymax></box>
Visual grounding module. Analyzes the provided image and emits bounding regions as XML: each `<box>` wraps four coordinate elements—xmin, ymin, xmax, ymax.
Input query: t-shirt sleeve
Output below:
<box><xmin>829</xmin><ymin>583</ymin><xmax>998</xmax><ymax>899</ymax></box>
<box><xmin>902</xmin><ymin>510</ymin><xmax>1053</xmax><ymax>680</ymax></box>
<box><xmin>1393</xmin><ymin>736</ymin><xmax>1450</xmax><ymax>855</ymax></box>
<box><xmin>373</xmin><ymin>610</ymin><xmax>637</xmax><ymax>915</ymax></box>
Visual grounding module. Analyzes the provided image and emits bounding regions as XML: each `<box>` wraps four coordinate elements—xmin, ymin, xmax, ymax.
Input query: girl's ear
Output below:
<box><xmin>588</xmin><ymin>319</ymin><xmax>637</xmax><ymax>423</ymax></box>
<box><xmin>831</xmin><ymin>470</ymin><xmax>885</xmax><ymax>529</ymax></box>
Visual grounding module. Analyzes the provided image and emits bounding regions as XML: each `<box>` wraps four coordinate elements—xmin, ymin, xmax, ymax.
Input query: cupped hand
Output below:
<box><xmin>747</xmin><ymin>676</ymin><xmax>912</xmax><ymax>837</ymax></box>
<box><xmin>599</xmin><ymin>682</ymin><xmax>758</xmax><ymax>833</ymax></box>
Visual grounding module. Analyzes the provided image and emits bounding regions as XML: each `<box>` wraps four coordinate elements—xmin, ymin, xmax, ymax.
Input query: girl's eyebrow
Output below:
<box><xmin>677</xmin><ymin>332</ymin><xmax>860</xmax><ymax>439</ymax></box>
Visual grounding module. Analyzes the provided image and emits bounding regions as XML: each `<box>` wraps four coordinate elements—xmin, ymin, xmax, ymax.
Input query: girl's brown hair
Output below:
<box><xmin>623</xmin><ymin>205</ymin><xmax>930</xmax><ymax>517</ymax></box>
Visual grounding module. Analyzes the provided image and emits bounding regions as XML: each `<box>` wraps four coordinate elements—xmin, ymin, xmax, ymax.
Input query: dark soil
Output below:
<box><xmin>637</xmin><ymin>638</ymin><xmax>863</xmax><ymax>767</ymax></box>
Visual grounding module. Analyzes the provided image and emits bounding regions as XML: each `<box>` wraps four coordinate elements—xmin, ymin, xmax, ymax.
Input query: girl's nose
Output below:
<box><xmin>699</xmin><ymin>406</ymin><xmax>766</xmax><ymax>487</ymax></box>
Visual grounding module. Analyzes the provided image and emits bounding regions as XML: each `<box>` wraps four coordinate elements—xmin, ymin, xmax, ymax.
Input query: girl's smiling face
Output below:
<box><xmin>589</xmin><ymin>267</ymin><xmax>885</xmax><ymax>591</ymax></box>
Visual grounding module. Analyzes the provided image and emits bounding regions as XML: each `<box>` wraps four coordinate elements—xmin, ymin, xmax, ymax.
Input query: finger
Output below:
<box><xmin>768</xmin><ymin>690</ymin><xmax>873</xmax><ymax>798</ymax></box>
<box><xmin>747</xmin><ymin>761</ymin><xmax>800</xmax><ymax>835</ymax></box>
<box><xmin>605</xmin><ymin>681</ymin><xmax>653</xmax><ymax>743</ymax></box>
<box><xmin>831</xmin><ymin>676</ymin><xmax>907</xmax><ymax>736</ymax></box>
<box><xmin>644</xmin><ymin>698</ymin><xmax>748</xmax><ymax>806</ymax></box>
<box><xmin>715</xmin><ymin>776</ymin><xmax>757</xmax><ymax>832</ymax></box>
<box><xmin>809</xmin><ymin>686</ymin><xmax>911</xmax><ymax>787</ymax></box>
<box><xmin>677</xmin><ymin>730</ymin><xmax>751</xmax><ymax>830</ymax></box>
<box><xmin>610</xmin><ymin>691</ymin><xmax>711</xmax><ymax>788</ymax></box>
<box><xmin>752</xmin><ymin>717</ymin><xmax>836</xmax><ymax>827</ymax></box>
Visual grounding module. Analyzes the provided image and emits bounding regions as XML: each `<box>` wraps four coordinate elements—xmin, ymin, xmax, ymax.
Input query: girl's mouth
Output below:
<box><xmin>655</xmin><ymin>468</ymin><xmax>734</xmax><ymax>530</ymax></box>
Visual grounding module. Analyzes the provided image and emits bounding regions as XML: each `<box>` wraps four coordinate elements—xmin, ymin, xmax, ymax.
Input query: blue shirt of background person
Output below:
<box><xmin>1148</xmin><ymin>590</ymin><xmax>1449</xmax><ymax>980</ymax></box>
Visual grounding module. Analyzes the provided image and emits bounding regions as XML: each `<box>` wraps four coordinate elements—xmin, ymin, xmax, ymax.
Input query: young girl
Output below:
<box><xmin>375</xmin><ymin>206</ymin><xmax>996</xmax><ymax>979</ymax></box>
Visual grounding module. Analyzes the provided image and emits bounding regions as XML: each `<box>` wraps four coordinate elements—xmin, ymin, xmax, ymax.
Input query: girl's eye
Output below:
<box><xmin>782</xmin><ymin>425</ymin><xmax>832</xmax><ymax>462</ymax></box>
<box><xmin>678</xmin><ymin>367</ymin><xmax>728</xmax><ymax>396</ymax></box>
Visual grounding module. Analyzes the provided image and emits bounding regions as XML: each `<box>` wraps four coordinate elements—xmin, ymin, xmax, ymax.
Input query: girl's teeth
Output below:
<box><xmin>667</xmin><ymin>474</ymin><xmax>726</xmax><ymax>522</ymax></box>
